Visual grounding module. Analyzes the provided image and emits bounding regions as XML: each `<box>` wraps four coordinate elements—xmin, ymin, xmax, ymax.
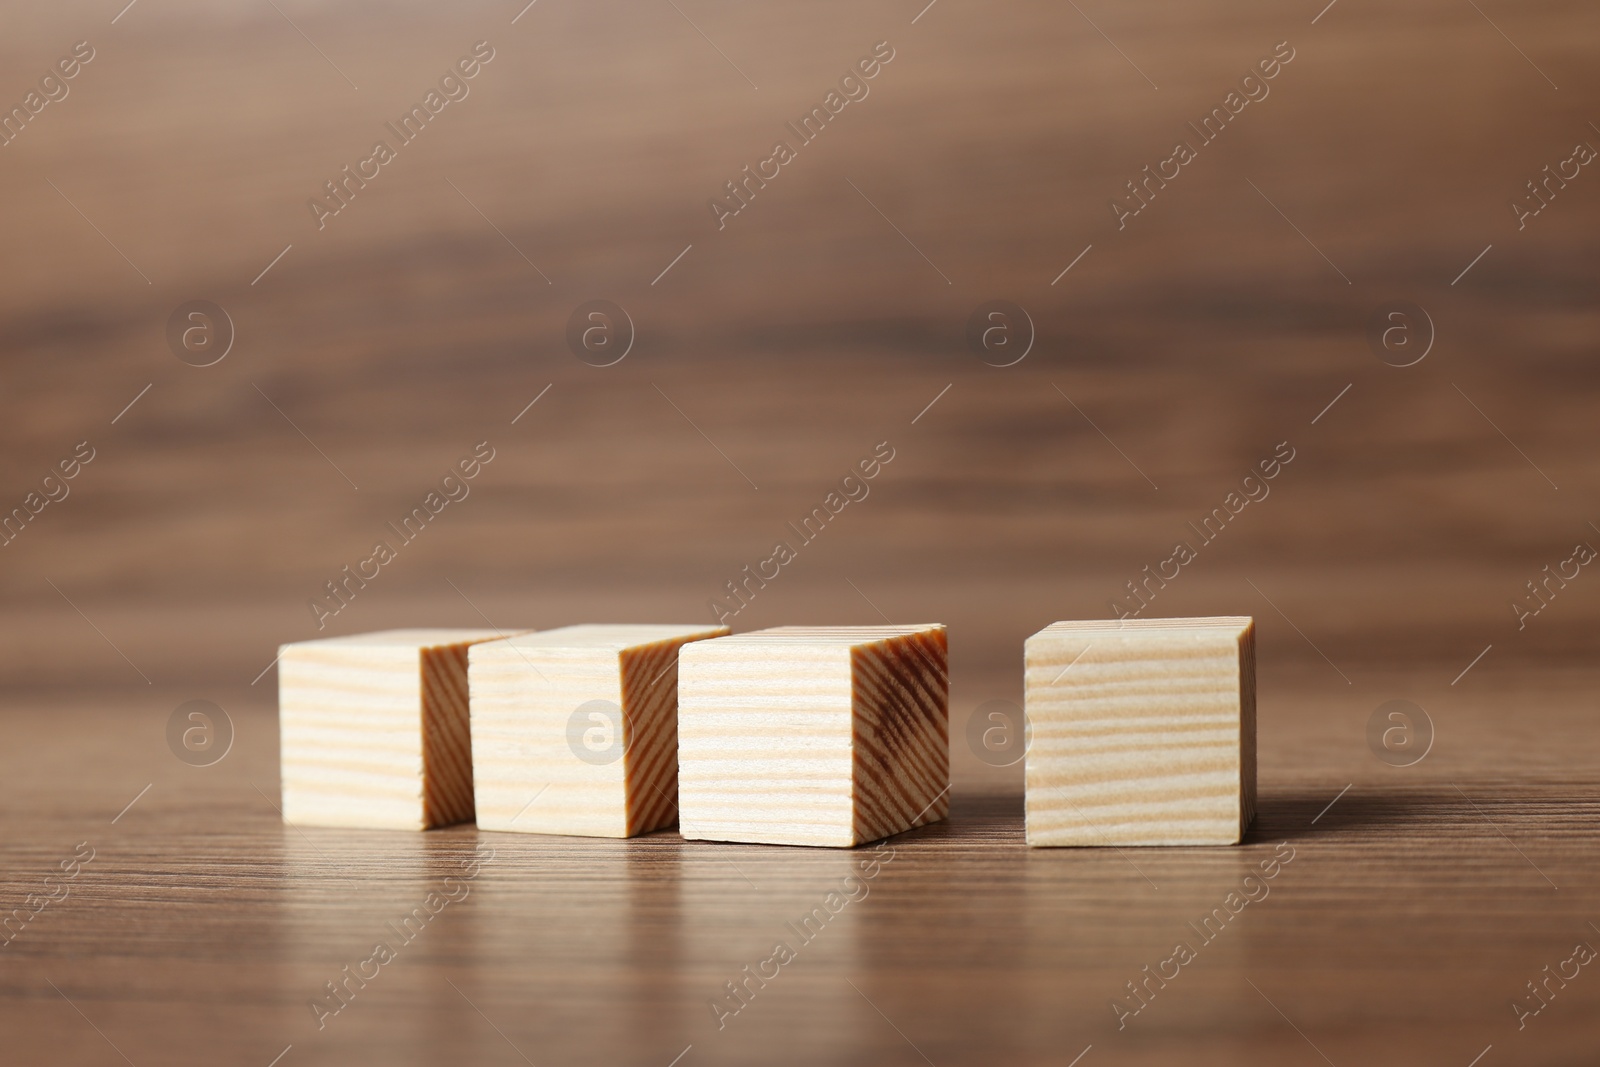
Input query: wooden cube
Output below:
<box><xmin>677</xmin><ymin>625</ymin><xmax>949</xmax><ymax>848</ymax></box>
<box><xmin>468</xmin><ymin>624</ymin><xmax>728</xmax><ymax>837</ymax></box>
<box><xmin>1024</xmin><ymin>616</ymin><xmax>1255</xmax><ymax>847</ymax></box>
<box><xmin>278</xmin><ymin>629</ymin><xmax>526</xmax><ymax>830</ymax></box>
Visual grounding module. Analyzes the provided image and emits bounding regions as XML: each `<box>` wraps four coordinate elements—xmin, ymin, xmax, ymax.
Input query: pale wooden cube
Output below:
<box><xmin>469</xmin><ymin>624</ymin><xmax>729</xmax><ymax>837</ymax></box>
<box><xmin>1025</xmin><ymin>616</ymin><xmax>1255</xmax><ymax>847</ymax></box>
<box><xmin>278</xmin><ymin>628</ymin><xmax>523</xmax><ymax>830</ymax></box>
<box><xmin>678</xmin><ymin>625</ymin><xmax>949</xmax><ymax>848</ymax></box>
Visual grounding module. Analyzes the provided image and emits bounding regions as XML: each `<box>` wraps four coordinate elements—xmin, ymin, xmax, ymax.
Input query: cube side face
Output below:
<box><xmin>279</xmin><ymin>644</ymin><xmax>426</xmax><ymax>829</ymax></box>
<box><xmin>469</xmin><ymin>644</ymin><xmax>628</xmax><ymax>837</ymax></box>
<box><xmin>1238</xmin><ymin>621</ymin><xmax>1257</xmax><ymax>837</ymax></box>
<box><xmin>419</xmin><ymin>643</ymin><xmax>476</xmax><ymax>829</ymax></box>
<box><xmin>618</xmin><ymin>629</ymin><xmax>727</xmax><ymax>836</ymax></box>
<box><xmin>1024</xmin><ymin>624</ymin><xmax>1249</xmax><ymax>847</ymax></box>
<box><xmin>850</xmin><ymin>627</ymin><xmax>950</xmax><ymax>845</ymax></box>
<box><xmin>678</xmin><ymin>641</ymin><xmax>855</xmax><ymax>847</ymax></box>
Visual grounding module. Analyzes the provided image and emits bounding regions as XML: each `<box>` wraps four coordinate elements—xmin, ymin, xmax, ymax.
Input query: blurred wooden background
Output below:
<box><xmin>2</xmin><ymin>0</ymin><xmax>1599</xmax><ymax>1063</ymax></box>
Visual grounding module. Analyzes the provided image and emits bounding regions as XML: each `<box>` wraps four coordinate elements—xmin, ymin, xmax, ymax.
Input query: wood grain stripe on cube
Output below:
<box><xmin>420</xmin><ymin>642</ymin><xmax>475</xmax><ymax>829</ymax></box>
<box><xmin>620</xmin><ymin>638</ymin><xmax>685</xmax><ymax>834</ymax></box>
<box><xmin>851</xmin><ymin>628</ymin><xmax>949</xmax><ymax>842</ymax></box>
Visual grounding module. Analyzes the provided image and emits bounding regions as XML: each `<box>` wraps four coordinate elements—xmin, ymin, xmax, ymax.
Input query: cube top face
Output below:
<box><xmin>469</xmin><ymin>623</ymin><xmax>727</xmax><ymax>838</ymax></box>
<box><xmin>488</xmin><ymin>623</ymin><xmax>726</xmax><ymax>653</ymax></box>
<box><xmin>1032</xmin><ymin>616</ymin><xmax>1253</xmax><ymax>641</ymax></box>
<box><xmin>279</xmin><ymin>628</ymin><xmax>523</xmax><ymax>830</ymax></box>
<box><xmin>282</xmin><ymin>628</ymin><xmax>511</xmax><ymax>652</ymax></box>
<box><xmin>704</xmin><ymin>625</ymin><xmax>946</xmax><ymax>648</ymax></box>
<box><xmin>678</xmin><ymin>624</ymin><xmax>949</xmax><ymax>849</ymax></box>
<box><xmin>1025</xmin><ymin>616</ymin><xmax>1254</xmax><ymax>848</ymax></box>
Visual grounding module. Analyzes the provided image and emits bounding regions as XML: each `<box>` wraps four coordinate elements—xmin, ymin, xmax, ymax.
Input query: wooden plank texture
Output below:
<box><xmin>6</xmin><ymin>672</ymin><xmax>1600</xmax><ymax>1067</ymax></box>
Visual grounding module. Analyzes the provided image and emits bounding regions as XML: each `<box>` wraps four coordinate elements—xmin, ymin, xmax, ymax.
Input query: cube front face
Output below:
<box><xmin>678</xmin><ymin>625</ymin><xmax>949</xmax><ymax>848</ymax></box>
<box><xmin>469</xmin><ymin>624</ymin><xmax>727</xmax><ymax>838</ymax></box>
<box><xmin>1024</xmin><ymin>617</ymin><xmax>1255</xmax><ymax>847</ymax></box>
<box><xmin>279</xmin><ymin>629</ymin><xmax>511</xmax><ymax>830</ymax></box>
<box><xmin>679</xmin><ymin>638</ymin><xmax>857</xmax><ymax>847</ymax></box>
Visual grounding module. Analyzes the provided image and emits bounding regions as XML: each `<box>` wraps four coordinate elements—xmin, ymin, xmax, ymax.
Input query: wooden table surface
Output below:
<box><xmin>3</xmin><ymin>0</ymin><xmax>1599</xmax><ymax>1062</ymax></box>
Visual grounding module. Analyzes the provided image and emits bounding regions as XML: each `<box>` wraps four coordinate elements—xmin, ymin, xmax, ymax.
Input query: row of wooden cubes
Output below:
<box><xmin>277</xmin><ymin>617</ymin><xmax>1254</xmax><ymax>847</ymax></box>
<box><xmin>278</xmin><ymin>624</ymin><xmax>951</xmax><ymax>847</ymax></box>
